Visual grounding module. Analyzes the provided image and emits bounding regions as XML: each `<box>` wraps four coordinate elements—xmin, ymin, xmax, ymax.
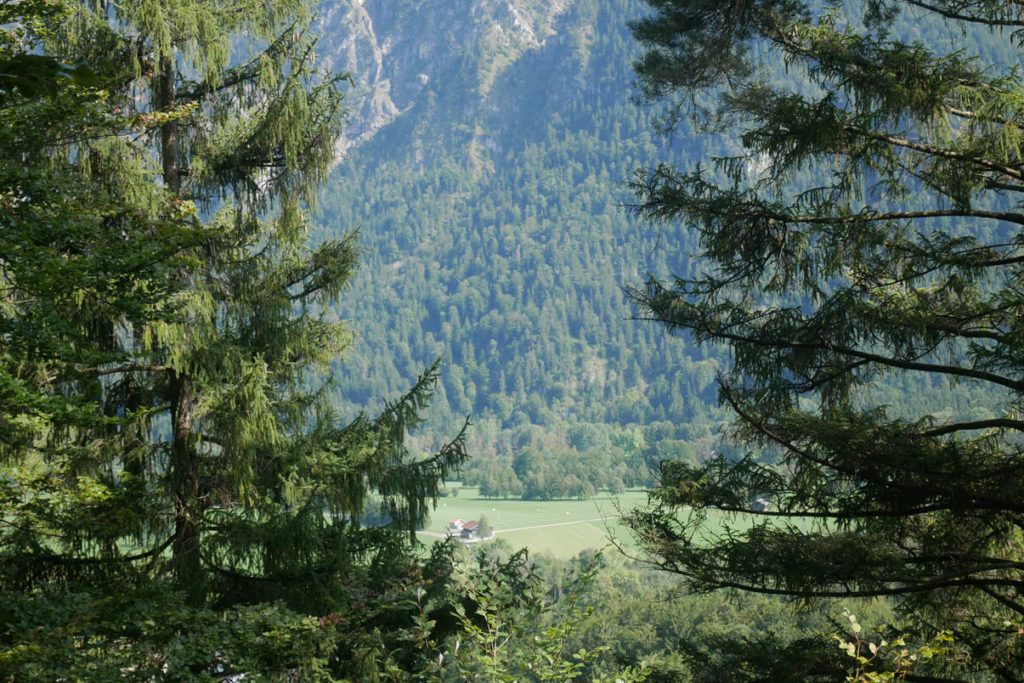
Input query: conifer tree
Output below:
<box><xmin>0</xmin><ymin>1</ymin><xmax>467</xmax><ymax>676</ymax></box>
<box><xmin>625</xmin><ymin>0</ymin><xmax>1024</xmax><ymax>677</ymax></box>
<box><xmin>0</xmin><ymin>0</ymin><xmax>201</xmax><ymax>589</ymax></box>
<box><xmin>54</xmin><ymin>0</ymin><xmax>466</xmax><ymax>604</ymax></box>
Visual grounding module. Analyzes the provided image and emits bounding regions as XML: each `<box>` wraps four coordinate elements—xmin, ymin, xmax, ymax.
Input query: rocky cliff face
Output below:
<box><xmin>317</xmin><ymin>0</ymin><xmax>571</xmax><ymax>157</ymax></box>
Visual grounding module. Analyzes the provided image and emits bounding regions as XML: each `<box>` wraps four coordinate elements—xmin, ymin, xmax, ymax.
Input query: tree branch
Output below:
<box><xmin>902</xmin><ymin>0</ymin><xmax>1024</xmax><ymax>27</ymax></box>
<box><xmin>689</xmin><ymin>322</ymin><xmax>1024</xmax><ymax>394</ymax></box>
<box><xmin>917</xmin><ymin>418</ymin><xmax>1024</xmax><ymax>438</ymax></box>
<box><xmin>978</xmin><ymin>584</ymin><xmax>1024</xmax><ymax>617</ymax></box>
<box><xmin>757</xmin><ymin>207</ymin><xmax>1024</xmax><ymax>228</ymax></box>
<box><xmin>88</xmin><ymin>364</ymin><xmax>169</xmax><ymax>377</ymax></box>
<box><xmin>849</xmin><ymin>125</ymin><xmax>1024</xmax><ymax>182</ymax></box>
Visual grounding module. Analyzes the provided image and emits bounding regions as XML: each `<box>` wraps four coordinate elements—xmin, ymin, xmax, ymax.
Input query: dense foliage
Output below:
<box><xmin>12</xmin><ymin>0</ymin><xmax>1024</xmax><ymax>678</ymax></box>
<box><xmin>315</xmin><ymin>0</ymin><xmax>728</xmax><ymax>452</ymax></box>
<box><xmin>625</xmin><ymin>0</ymin><xmax>1024</xmax><ymax>678</ymax></box>
<box><xmin>0</xmin><ymin>1</ymin><xmax>468</xmax><ymax>677</ymax></box>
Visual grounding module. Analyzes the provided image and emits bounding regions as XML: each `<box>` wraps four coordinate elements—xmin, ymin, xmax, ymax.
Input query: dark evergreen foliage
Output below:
<box><xmin>314</xmin><ymin>0</ymin><xmax>1001</xmax><ymax>495</ymax></box>
<box><xmin>625</xmin><ymin>0</ymin><xmax>1024</xmax><ymax>677</ymax></box>
<box><xmin>315</xmin><ymin>0</ymin><xmax>726</xmax><ymax>439</ymax></box>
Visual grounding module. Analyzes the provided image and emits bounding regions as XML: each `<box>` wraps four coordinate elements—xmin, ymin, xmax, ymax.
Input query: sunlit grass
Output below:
<box><xmin>418</xmin><ymin>485</ymin><xmax>647</xmax><ymax>559</ymax></box>
<box><xmin>419</xmin><ymin>484</ymin><xmax>821</xmax><ymax>560</ymax></box>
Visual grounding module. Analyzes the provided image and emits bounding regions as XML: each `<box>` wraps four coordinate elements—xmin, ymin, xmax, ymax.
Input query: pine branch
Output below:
<box><xmin>917</xmin><ymin>418</ymin><xmax>1024</xmax><ymax>438</ymax></box>
<box><xmin>666</xmin><ymin>570</ymin><xmax>1024</xmax><ymax>600</ymax></box>
<box><xmin>175</xmin><ymin>23</ymin><xmax>300</xmax><ymax>101</ymax></box>
<box><xmin>772</xmin><ymin>208</ymin><xmax>1024</xmax><ymax>228</ymax></box>
<box><xmin>87</xmin><ymin>363</ymin><xmax>170</xmax><ymax>377</ymax></box>
<box><xmin>946</xmin><ymin>106</ymin><xmax>1024</xmax><ymax>130</ymax></box>
<box><xmin>901</xmin><ymin>0</ymin><xmax>1024</xmax><ymax>27</ymax></box>
<box><xmin>722</xmin><ymin>391</ymin><xmax>930</xmax><ymax>497</ymax></box>
<box><xmin>9</xmin><ymin>535</ymin><xmax>174</xmax><ymax>566</ymax></box>
<box><xmin>721</xmin><ymin>389</ymin><xmax>1024</xmax><ymax>514</ymax></box>
<box><xmin>848</xmin><ymin>124</ymin><xmax>1024</xmax><ymax>181</ymax></box>
<box><xmin>708</xmin><ymin>502</ymin><xmax>949</xmax><ymax>518</ymax></box>
<box><xmin>654</xmin><ymin>312</ymin><xmax>1024</xmax><ymax>394</ymax></box>
<box><xmin>978</xmin><ymin>585</ymin><xmax>1024</xmax><ymax>617</ymax></box>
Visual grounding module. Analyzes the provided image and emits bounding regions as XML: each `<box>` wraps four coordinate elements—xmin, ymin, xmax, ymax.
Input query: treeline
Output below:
<box><xmin>458</xmin><ymin>418</ymin><xmax>711</xmax><ymax>499</ymax></box>
<box><xmin>470</xmin><ymin>447</ymin><xmax>632</xmax><ymax>499</ymax></box>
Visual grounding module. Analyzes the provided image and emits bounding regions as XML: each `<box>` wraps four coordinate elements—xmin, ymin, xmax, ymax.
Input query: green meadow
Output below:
<box><xmin>419</xmin><ymin>485</ymin><xmax>820</xmax><ymax>560</ymax></box>
<box><xmin>418</xmin><ymin>486</ymin><xmax>649</xmax><ymax>559</ymax></box>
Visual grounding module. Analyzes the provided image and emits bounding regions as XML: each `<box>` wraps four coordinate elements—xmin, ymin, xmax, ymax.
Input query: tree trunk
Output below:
<box><xmin>169</xmin><ymin>369</ymin><xmax>202</xmax><ymax>601</ymax></box>
<box><xmin>158</xmin><ymin>55</ymin><xmax>180</xmax><ymax>195</ymax></box>
<box><xmin>158</xmin><ymin>54</ymin><xmax>202</xmax><ymax>602</ymax></box>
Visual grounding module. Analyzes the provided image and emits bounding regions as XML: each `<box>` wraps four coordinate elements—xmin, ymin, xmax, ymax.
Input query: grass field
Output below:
<box><xmin>418</xmin><ymin>485</ymin><xmax>821</xmax><ymax>560</ymax></box>
<box><xmin>417</xmin><ymin>486</ymin><xmax>649</xmax><ymax>559</ymax></box>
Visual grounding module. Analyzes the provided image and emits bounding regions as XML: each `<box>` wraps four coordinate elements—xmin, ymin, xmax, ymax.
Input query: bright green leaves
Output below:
<box><xmin>835</xmin><ymin>610</ymin><xmax>960</xmax><ymax>682</ymax></box>
<box><xmin>444</xmin><ymin>549</ymin><xmax>647</xmax><ymax>682</ymax></box>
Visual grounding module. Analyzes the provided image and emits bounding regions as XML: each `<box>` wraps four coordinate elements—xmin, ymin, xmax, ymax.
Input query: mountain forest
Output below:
<box><xmin>2</xmin><ymin>0</ymin><xmax>1024</xmax><ymax>680</ymax></box>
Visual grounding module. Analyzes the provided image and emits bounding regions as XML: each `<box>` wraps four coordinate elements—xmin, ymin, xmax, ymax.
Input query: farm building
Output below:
<box><xmin>461</xmin><ymin>521</ymin><xmax>480</xmax><ymax>539</ymax></box>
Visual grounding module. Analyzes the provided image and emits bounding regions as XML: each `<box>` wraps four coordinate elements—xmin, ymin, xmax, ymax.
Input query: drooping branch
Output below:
<box><xmin>721</xmin><ymin>389</ymin><xmax>1024</xmax><ymax>515</ymax></box>
<box><xmin>901</xmin><ymin>0</ymin><xmax>1024</xmax><ymax>28</ymax></box>
<box><xmin>638</xmin><ymin>307</ymin><xmax>1024</xmax><ymax>394</ymax></box>
<box><xmin>87</xmin><ymin>363</ymin><xmax>170</xmax><ymax>377</ymax></box>
<box><xmin>917</xmin><ymin>418</ymin><xmax>1024</xmax><ymax>438</ymax></box>
<box><xmin>770</xmin><ymin>208</ymin><xmax>1024</xmax><ymax>228</ymax></box>
<box><xmin>849</xmin><ymin>124</ymin><xmax>1024</xmax><ymax>182</ymax></box>
<box><xmin>175</xmin><ymin>23</ymin><xmax>302</xmax><ymax>102</ymax></box>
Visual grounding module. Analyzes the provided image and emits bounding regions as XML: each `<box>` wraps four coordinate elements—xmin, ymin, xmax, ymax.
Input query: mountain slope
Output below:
<box><xmin>312</xmin><ymin>0</ymin><xmax>993</xmax><ymax>468</ymax></box>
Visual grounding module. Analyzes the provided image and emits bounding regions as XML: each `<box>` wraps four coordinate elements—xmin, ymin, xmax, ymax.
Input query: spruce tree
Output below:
<box><xmin>0</xmin><ymin>0</ymin><xmax>200</xmax><ymax>588</ymax></box>
<box><xmin>0</xmin><ymin>1</ymin><xmax>467</xmax><ymax>676</ymax></box>
<box><xmin>625</xmin><ymin>0</ymin><xmax>1024</xmax><ymax>677</ymax></box>
<box><xmin>57</xmin><ymin>0</ymin><xmax>467</xmax><ymax>604</ymax></box>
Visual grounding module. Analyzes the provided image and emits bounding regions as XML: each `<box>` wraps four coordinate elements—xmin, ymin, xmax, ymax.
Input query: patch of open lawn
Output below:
<box><xmin>419</xmin><ymin>485</ymin><xmax>818</xmax><ymax>560</ymax></box>
<box><xmin>418</xmin><ymin>485</ymin><xmax>647</xmax><ymax>559</ymax></box>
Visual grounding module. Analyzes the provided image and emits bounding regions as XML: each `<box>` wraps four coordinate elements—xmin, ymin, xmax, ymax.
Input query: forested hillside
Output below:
<box><xmin>313</xmin><ymin>0</ymin><xmax>1000</xmax><ymax>486</ymax></box>
<box><xmin>312</xmin><ymin>0</ymin><xmax>735</xmax><ymax>490</ymax></box>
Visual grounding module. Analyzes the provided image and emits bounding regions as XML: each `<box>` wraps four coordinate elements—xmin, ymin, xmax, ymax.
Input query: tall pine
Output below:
<box><xmin>0</xmin><ymin>1</ymin><xmax>466</xmax><ymax>677</ymax></box>
<box><xmin>56</xmin><ymin>0</ymin><xmax>467</xmax><ymax>606</ymax></box>
<box><xmin>0</xmin><ymin>0</ymin><xmax>201</xmax><ymax>594</ymax></box>
<box><xmin>625</xmin><ymin>0</ymin><xmax>1024</xmax><ymax>678</ymax></box>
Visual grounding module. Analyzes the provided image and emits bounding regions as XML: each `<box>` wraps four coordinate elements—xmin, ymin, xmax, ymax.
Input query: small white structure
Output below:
<box><xmin>448</xmin><ymin>519</ymin><xmax>465</xmax><ymax>534</ymax></box>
